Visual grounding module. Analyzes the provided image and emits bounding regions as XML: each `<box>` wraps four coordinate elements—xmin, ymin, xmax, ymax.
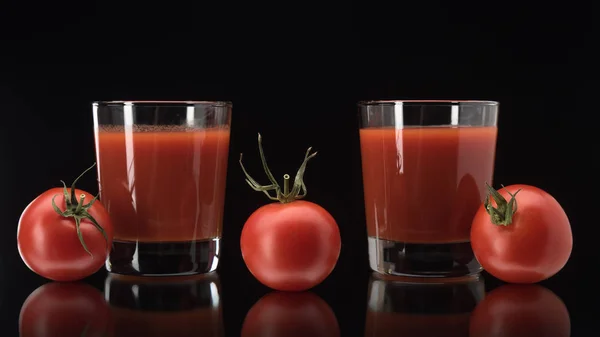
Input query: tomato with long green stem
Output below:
<box><xmin>17</xmin><ymin>163</ymin><xmax>114</xmax><ymax>282</ymax></box>
<box><xmin>470</xmin><ymin>183</ymin><xmax>572</xmax><ymax>284</ymax></box>
<box><xmin>239</xmin><ymin>134</ymin><xmax>341</xmax><ymax>292</ymax></box>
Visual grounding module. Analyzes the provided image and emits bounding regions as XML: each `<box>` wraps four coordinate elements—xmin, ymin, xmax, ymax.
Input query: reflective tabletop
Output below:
<box><xmin>0</xmin><ymin>256</ymin><xmax>590</xmax><ymax>337</ymax></box>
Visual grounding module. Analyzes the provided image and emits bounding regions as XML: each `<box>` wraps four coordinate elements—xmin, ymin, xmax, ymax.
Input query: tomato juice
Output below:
<box><xmin>360</xmin><ymin>126</ymin><xmax>497</xmax><ymax>244</ymax></box>
<box><xmin>95</xmin><ymin>125</ymin><xmax>230</xmax><ymax>243</ymax></box>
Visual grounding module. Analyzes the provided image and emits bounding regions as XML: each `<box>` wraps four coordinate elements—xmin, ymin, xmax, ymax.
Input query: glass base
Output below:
<box><xmin>368</xmin><ymin>236</ymin><xmax>481</xmax><ymax>278</ymax></box>
<box><xmin>107</xmin><ymin>238</ymin><xmax>220</xmax><ymax>276</ymax></box>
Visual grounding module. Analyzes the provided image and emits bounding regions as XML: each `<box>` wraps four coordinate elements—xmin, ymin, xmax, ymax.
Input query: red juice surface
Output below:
<box><xmin>360</xmin><ymin>126</ymin><xmax>497</xmax><ymax>244</ymax></box>
<box><xmin>95</xmin><ymin>126</ymin><xmax>230</xmax><ymax>243</ymax></box>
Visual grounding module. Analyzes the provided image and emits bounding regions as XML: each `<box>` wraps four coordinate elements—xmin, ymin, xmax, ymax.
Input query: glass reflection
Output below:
<box><xmin>470</xmin><ymin>284</ymin><xmax>570</xmax><ymax>337</ymax></box>
<box><xmin>19</xmin><ymin>282</ymin><xmax>110</xmax><ymax>337</ymax></box>
<box><xmin>365</xmin><ymin>273</ymin><xmax>485</xmax><ymax>337</ymax></box>
<box><xmin>105</xmin><ymin>272</ymin><xmax>223</xmax><ymax>337</ymax></box>
<box><xmin>242</xmin><ymin>291</ymin><xmax>340</xmax><ymax>337</ymax></box>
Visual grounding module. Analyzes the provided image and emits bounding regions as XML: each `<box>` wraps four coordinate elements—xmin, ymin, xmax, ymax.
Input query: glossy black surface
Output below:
<box><xmin>0</xmin><ymin>2</ymin><xmax>595</xmax><ymax>336</ymax></box>
<box><xmin>0</xmin><ymin>261</ymin><xmax>591</xmax><ymax>336</ymax></box>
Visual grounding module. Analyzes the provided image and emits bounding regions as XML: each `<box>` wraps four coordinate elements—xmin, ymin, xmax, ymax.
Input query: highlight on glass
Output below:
<box><xmin>93</xmin><ymin>101</ymin><xmax>232</xmax><ymax>276</ymax></box>
<box><xmin>358</xmin><ymin>100</ymin><xmax>499</xmax><ymax>278</ymax></box>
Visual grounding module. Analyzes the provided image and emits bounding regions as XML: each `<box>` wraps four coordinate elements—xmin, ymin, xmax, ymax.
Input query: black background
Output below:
<box><xmin>0</xmin><ymin>1</ymin><xmax>596</xmax><ymax>336</ymax></box>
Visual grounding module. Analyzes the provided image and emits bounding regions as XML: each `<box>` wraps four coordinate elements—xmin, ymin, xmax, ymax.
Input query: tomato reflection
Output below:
<box><xmin>105</xmin><ymin>272</ymin><xmax>223</xmax><ymax>337</ymax></box>
<box><xmin>470</xmin><ymin>284</ymin><xmax>570</xmax><ymax>337</ymax></box>
<box><xmin>19</xmin><ymin>282</ymin><xmax>110</xmax><ymax>337</ymax></box>
<box><xmin>365</xmin><ymin>274</ymin><xmax>485</xmax><ymax>337</ymax></box>
<box><xmin>241</xmin><ymin>291</ymin><xmax>340</xmax><ymax>337</ymax></box>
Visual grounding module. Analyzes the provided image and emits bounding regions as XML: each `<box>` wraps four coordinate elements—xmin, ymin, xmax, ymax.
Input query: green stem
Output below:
<box><xmin>71</xmin><ymin>163</ymin><xmax>97</xmax><ymax>190</ymax></box>
<box><xmin>484</xmin><ymin>183</ymin><xmax>521</xmax><ymax>226</ymax></box>
<box><xmin>239</xmin><ymin>133</ymin><xmax>318</xmax><ymax>204</ymax></box>
<box><xmin>283</xmin><ymin>174</ymin><xmax>290</xmax><ymax>196</ymax></box>
<box><xmin>75</xmin><ymin>194</ymin><xmax>86</xmax><ymax>213</ymax></box>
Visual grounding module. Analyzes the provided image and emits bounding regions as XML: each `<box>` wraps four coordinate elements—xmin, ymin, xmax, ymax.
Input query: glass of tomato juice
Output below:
<box><xmin>93</xmin><ymin>101</ymin><xmax>231</xmax><ymax>276</ymax></box>
<box><xmin>358</xmin><ymin>100</ymin><xmax>498</xmax><ymax>278</ymax></box>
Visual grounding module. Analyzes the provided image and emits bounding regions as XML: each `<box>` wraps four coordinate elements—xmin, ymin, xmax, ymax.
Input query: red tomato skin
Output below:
<box><xmin>470</xmin><ymin>284</ymin><xmax>570</xmax><ymax>337</ymax></box>
<box><xmin>241</xmin><ymin>291</ymin><xmax>340</xmax><ymax>337</ymax></box>
<box><xmin>240</xmin><ymin>200</ymin><xmax>341</xmax><ymax>292</ymax></box>
<box><xmin>19</xmin><ymin>282</ymin><xmax>111</xmax><ymax>337</ymax></box>
<box><xmin>470</xmin><ymin>184</ymin><xmax>572</xmax><ymax>284</ymax></box>
<box><xmin>17</xmin><ymin>188</ymin><xmax>114</xmax><ymax>282</ymax></box>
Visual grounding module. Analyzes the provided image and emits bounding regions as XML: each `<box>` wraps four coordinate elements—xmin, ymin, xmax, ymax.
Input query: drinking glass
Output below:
<box><xmin>358</xmin><ymin>100</ymin><xmax>498</xmax><ymax>278</ymax></box>
<box><xmin>93</xmin><ymin>101</ymin><xmax>231</xmax><ymax>276</ymax></box>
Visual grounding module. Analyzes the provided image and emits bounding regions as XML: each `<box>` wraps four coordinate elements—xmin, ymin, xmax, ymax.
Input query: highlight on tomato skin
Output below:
<box><xmin>19</xmin><ymin>282</ymin><xmax>111</xmax><ymax>337</ymax></box>
<box><xmin>241</xmin><ymin>291</ymin><xmax>341</xmax><ymax>337</ymax></box>
<box><xmin>238</xmin><ymin>134</ymin><xmax>342</xmax><ymax>292</ymax></box>
<box><xmin>16</xmin><ymin>163</ymin><xmax>114</xmax><ymax>282</ymax></box>
<box><xmin>469</xmin><ymin>284</ymin><xmax>571</xmax><ymax>337</ymax></box>
<box><xmin>470</xmin><ymin>183</ymin><xmax>573</xmax><ymax>284</ymax></box>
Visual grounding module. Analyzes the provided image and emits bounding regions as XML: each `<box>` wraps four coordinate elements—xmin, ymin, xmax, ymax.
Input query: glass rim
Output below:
<box><xmin>357</xmin><ymin>100</ymin><xmax>498</xmax><ymax>107</ymax></box>
<box><xmin>93</xmin><ymin>100</ymin><xmax>232</xmax><ymax>107</ymax></box>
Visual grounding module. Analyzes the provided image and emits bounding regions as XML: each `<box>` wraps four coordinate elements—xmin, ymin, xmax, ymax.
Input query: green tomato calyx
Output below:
<box><xmin>239</xmin><ymin>133</ymin><xmax>318</xmax><ymax>204</ymax></box>
<box><xmin>51</xmin><ymin>162</ymin><xmax>109</xmax><ymax>257</ymax></box>
<box><xmin>484</xmin><ymin>183</ymin><xmax>522</xmax><ymax>226</ymax></box>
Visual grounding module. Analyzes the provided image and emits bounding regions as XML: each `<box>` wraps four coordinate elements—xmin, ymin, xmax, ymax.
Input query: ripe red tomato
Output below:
<box><xmin>17</xmin><ymin>164</ymin><xmax>114</xmax><ymax>282</ymax></box>
<box><xmin>239</xmin><ymin>134</ymin><xmax>341</xmax><ymax>291</ymax></box>
<box><xmin>470</xmin><ymin>184</ymin><xmax>572</xmax><ymax>284</ymax></box>
<box><xmin>241</xmin><ymin>291</ymin><xmax>340</xmax><ymax>337</ymax></box>
<box><xmin>241</xmin><ymin>200</ymin><xmax>342</xmax><ymax>291</ymax></box>
<box><xmin>470</xmin><ymin>284</ymin><xmax>570</xmax><ymax>337</ymax></box>
<box><xmin>19</xmin><ymin>282</ymin><xmax>111</xmax><ymax>337</ymax></box>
